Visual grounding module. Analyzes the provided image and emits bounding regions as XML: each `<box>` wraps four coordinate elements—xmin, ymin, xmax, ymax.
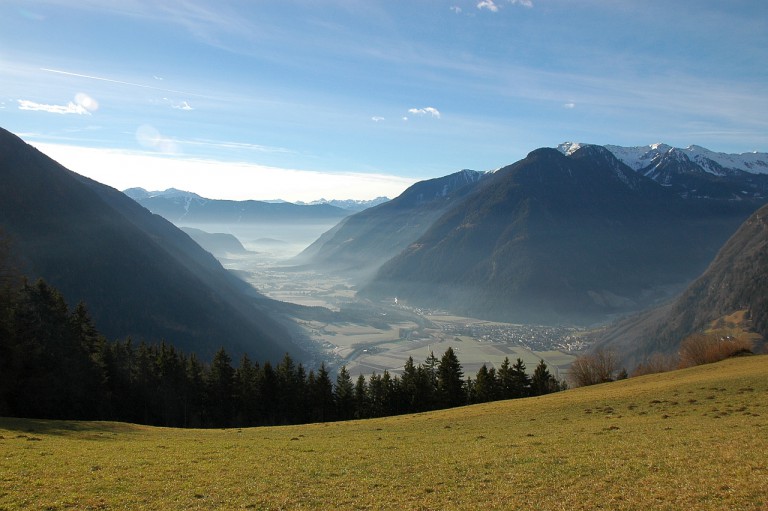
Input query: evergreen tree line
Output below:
<box><xmin>0</xmin><ymin>277</ymin><xmax>564</xmax><ymax>428</ymax></box>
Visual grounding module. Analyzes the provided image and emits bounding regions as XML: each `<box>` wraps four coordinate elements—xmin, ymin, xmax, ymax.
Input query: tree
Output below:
<box><xmin>568</xmin><ymin>350</ymin><xmax>619</xmax><ymax>387</ymax></box>
<box><xmin>353</xmin><ymin>374</ymin><xmax>369</xmax><ymax>419</ymax></box>
<box><xmin>334</xmin><ymin>366</ymin><xmax>355</xmax><ymax>420</ymax></box>
<box><xmin>310</xmin><ymin>363</ymin><xmax>335</xmax><ymax>422</ymax></box>
<box><xmin>206</xmin><ymin>347</ymin><xmax>235</xmax><ymax>426</ymax></box>
<box><xmin>437</xmin><ymin>347</ymin><xmax>465</xmax><ymax>408</ymax></box>
<box><xmin>530</xmin><ymin>359</ymin><xmax>559</xmax><ymax>396</ymax></box>
<box><xmin>473</xmin><ymin>364</ymin><xmax>499</xmax><ymax>403</ymax></box>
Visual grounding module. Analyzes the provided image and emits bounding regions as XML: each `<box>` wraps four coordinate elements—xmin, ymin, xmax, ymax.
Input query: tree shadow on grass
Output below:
<box><xmin>0</xmin><ymin>416</ymin><xmax>142</xmax><ymax>438</ymax></box>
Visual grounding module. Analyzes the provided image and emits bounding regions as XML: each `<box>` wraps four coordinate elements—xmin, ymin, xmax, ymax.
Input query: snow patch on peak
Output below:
<box><xmin>557</xmin><ymin>142</ymin><xmax>583</xmax><ymax>156</ymax></box>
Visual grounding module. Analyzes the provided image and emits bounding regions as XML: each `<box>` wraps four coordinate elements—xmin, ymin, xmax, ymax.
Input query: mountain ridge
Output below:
<box><xmin>0</xmin><ymin>127</ymin><xmax>304</xmax><ymax>361</ymax></box>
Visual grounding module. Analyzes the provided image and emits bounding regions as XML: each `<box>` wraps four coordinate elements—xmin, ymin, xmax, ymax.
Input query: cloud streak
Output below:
<box><xmin>408</xmin><ymin>107</ymin><xmax>441</xmax><ymax>119</ymax></box>
<box><xmin>40</xmin><ymin>68</ymin><xmax>207</xmax><ymax>97</ymax></box>
<box><xmin>17</xmin><ymin>92</ymin><xmax>99</xmax><ymax>115</ymax></box>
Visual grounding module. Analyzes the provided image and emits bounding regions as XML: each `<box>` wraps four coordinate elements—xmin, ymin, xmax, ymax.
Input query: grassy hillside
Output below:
<box><xmin>2</xmin><ymin>356</ymin><xmax>766</xmax><ymax>510</ymax></box>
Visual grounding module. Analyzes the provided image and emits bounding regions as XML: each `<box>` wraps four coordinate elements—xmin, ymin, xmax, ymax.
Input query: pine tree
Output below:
<box><xmin>206</xmin><ymin>347</ymin><xmax>235</xmax><ymax>426</ymax></box>
<box><xmin>530</xmin><ymin>359</ymin><xmax>559</xmax><ymax>396</ymax></box>
<box><xmin>437</xmin><ymin>347</ymin><xmax>465</xmax><ymax>408</ymax></box>
<box><xmin>353</xmin><ymin>374</ymin><xmax>369</xmax><ymax>419</ymax></box>
<box><xmin>334</xmin><ymin>366</ymin><xmax>355</xmax><ymax>420</ymax></box>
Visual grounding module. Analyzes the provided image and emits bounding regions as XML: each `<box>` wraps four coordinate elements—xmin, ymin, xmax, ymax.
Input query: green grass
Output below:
<box><xmin>2</xmin><ymin>356</ymin><xmax>767</xmax><ymax>510</ymax></box>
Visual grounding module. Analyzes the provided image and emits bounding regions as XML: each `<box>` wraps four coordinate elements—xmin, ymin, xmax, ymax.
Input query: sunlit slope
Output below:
<box><xmin>2</xmin><ymin>356</ymin><xmax>766</xmax><ymax>510</ymax></box>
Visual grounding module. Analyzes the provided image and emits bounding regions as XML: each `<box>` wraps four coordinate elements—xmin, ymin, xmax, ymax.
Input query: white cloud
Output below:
<box><xmin>18</xmin><ymin>92</ymin><xmax>98</xmax><ymax>115</ymax></box>
<box><xmin>477</xmin><ymin>1</ymin><xmax>499</xmax><ymax>12</ymax></box>
<box><xmin>478</xmin><ymin>0</ymin><xmax>532</xmax><ymax>11</ymax></box>
<box><xmin>172</xmin><ymin>100</ymin><xmax>194</xmax><ymax>111</ymax></box>
<box><xmin>371</xmin><ymin>116</ymin><xmax>385</xmax><ymax>122</ymax></box>
<box><xmin>450</xmin><ymin>6</ymin><xmax>462</xmax><ymax>14</ymax></box>
<box><xmin>563</xmin><ymin>102</ymin><xmax>576</xmax><ymax>109</ymax></box>
<box><xmin>408</xmin><ymin>107</ymin><xmax>441</xmax><ymax>119</ymax></box>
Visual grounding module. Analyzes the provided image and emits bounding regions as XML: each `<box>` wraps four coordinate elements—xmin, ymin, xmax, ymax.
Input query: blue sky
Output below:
<box><xmin>1</xmin><ymin>0</ymin><xmax>766</xmax><ymax>201</ymax></box>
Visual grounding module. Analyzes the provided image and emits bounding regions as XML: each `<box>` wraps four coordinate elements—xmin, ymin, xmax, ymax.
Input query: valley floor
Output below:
<box><xmin>2</xmin><ymin>356</ymin><xmax>766</xmax><ymax>510</ymax></box>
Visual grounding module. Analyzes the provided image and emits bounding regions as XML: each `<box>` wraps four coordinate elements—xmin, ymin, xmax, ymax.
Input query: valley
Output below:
<box><xmin>201</xmin><ymin>221</ymin><xmax>582</xmax><ymax>378</ymax></box>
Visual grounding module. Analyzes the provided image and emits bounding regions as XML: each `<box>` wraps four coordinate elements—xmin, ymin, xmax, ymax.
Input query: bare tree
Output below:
<box><xmin>568</xmin><ymin>349</ymin><xmax>618</xmax><ymax>387</ymax></box>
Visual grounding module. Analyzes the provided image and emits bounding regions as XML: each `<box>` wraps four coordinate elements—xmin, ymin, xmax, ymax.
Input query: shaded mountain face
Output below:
<box><xmin>561</xmin><ymin>143</ymin><xmax>768</xmax><ymax>200</ymax></box>
<box><xmin>296</xmin><ymin>169</ymin><xmax>487</xmax><ymax>277</ymax></box>
<box><xmin>0</xmin><ymin>128</ymin><xmax>303</xmax><ymax>362</ymax></box>
<box><xmin>124</xmin><ymin>187</ymin><xmax>350</xmax><ymax>225</ymax></box>
<box><xmin>595</xmin><ymin>202</ymin><xmax>768</xmax><ymax>367</ymax></box>
<box><xmin>360</xmin><ymin>146</ymin><xmax>764</xmax><ymax>325</ymax></box>
<box><xmin>180</xmin><ymin>227</ymin><xmax>251</xmax><ymax>258</ymax></box>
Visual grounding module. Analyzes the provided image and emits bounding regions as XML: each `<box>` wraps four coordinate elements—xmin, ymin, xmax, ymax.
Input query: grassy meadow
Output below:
<box><xmin>1</xmin><ymin>355</ymin><xmax>766</xmax><ymax>510</ymax></box>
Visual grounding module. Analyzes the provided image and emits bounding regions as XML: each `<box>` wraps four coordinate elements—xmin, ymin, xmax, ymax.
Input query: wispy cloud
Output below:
<box><xmin>563</xmin><ymin>102</ymin><xmax>576</xmax><ymax>109</ymax></box>
<box><xmin>40</xmin><ymin>68</ymin><xmax>206</xmax><ymax>97</ymax></box>
<box><xmin>477</xmin><ymin>1</ymin><xmax>499</xmax><ymax>12</ymax></box>
<box><xmin>408</xmin><ymin>107</ymin><xmax>441</xmax><ymax>119</ymax></box>
<box><xmin>450</xmin><ymin>6</ymin><xmax>462</xmax><ymax>14</ymax></box>
<box><xmin>172</xmin><ymin>100</ymin><xmax>194</xmax><ymax>111</ymax></box>
<box><xmin>371</xmin><ymin>116</ymin><xmax>385</xmax><ymax>122</ymax></box>
<box><xmin>478</xmin><ymin>0</ymin><xmax>532</xmax><ymax>12</ymax></box>
<box><xmin>18</xmin><ymin>92</ymin><xmax>99</xmax><ymax>115</ymax></box>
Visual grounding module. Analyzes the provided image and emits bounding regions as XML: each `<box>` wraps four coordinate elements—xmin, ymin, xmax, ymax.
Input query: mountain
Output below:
<box><xmin>559</xmin><ymin>142</ymin><xmax>768</xmax><ymax>200</ymax></box>
<box><xmin>124</xmin><ymin>187</ymin><xmax>350</xmax><ymax>224</ymax></box>
<box><xmin>296</xmin><ymin>169</ymin><xmax>487</xmax><ymax>276</ymax></box>
<box><xmin>0</xmin><ymin>128</ymin><xmax>304</xmax><ymax>361</ymax></box>
<box><xmin>294</xmin><ymin>197</ymin><xmax>390</xmax><ymax>212</ymax></box>
<box><xmin>359</xmin><ymin>146</ymin><xmax>764</xmax><ymax>325</ymax></box>
<box><xmin>180</xmin><ymin>227</ymin><xmax>251</xmax><ymax>258</ymax></box>
<box><xmin>594</xmin><ymin>202</ymin><xmax>768</xmax><ymax>367</ymax></box>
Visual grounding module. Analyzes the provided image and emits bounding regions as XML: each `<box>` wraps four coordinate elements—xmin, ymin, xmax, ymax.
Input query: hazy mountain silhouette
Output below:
<box><xmin>0</xmin><ymin>128</ymin><xmax>304</xmax><ymax>361</ymax></box>
<box><xmin>359</xmin><ymin>146</ymin><xmax>764</xmax><ymax>325</ymax></box>
<box><xmin>124</xmin><ymin>187</ymin><xmax>349</xmax><ymax>224</ymax></box>
<box><xmin>296</xmin><ymin>169</ymin><xmax>487</xmax><ymax>278</ymax></box>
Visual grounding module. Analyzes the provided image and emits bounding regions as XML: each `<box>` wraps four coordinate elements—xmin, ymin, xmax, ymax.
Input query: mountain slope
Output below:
<box><xmin>296</xmin><ymin>169</ymin><xmax>487</xmax><ymax>276</ymax></box>
<box><xmin>361</xmin><ymin>146</ymin><xmax>763</xmax><ymax>324</ymax></box>
<box><xmin>0</xmin><ymin>128</ymin><xmax>303</xmax><ymax>361</ymax></box>
<box><xmin>595</xmin><ymin>202</ymin><xmax>768</xmax><ymax>366</ymax></box>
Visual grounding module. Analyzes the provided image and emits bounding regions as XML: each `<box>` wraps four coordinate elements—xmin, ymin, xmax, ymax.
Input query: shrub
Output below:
<box><xmin>678</xmin><ymin>333</ymin><xmax>753</xmax><ymax>368</ymax></box>
<box><xmin>631</xmin><ymin>352</ymin><xmax>678</xmax><ymax>377</ymax></box>
<box><xmin>568</xmin><ymin>350</ymin><xmax>618</xmax><ymax>387</ymax></box>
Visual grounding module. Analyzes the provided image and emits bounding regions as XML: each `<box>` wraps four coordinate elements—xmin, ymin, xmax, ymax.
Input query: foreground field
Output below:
<box><xmin>1</xmin><ymin>356</ymin><xmax>766</xmax><ymax>510</ymax></box>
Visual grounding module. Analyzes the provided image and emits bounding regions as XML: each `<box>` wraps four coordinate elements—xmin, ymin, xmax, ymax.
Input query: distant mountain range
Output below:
<box><xmin>0</xmin><ymin>128</ymin><xmax>304</xmax><ymax>361</ymax></box>
<box><xmin>304</xmin><ymin>144</ymin><xmax>765</xmax><ymax>325</ymax></box>
<box><xmin>124</xmin><ymin>187</ymin><xmax>351</xmax><ymax>224</ymax></box>
<box><xmin>294</xmin><ymin>197</ymin><xmax>390</xmax><ymax>212</ymax></box>
<box><xmin>560</xmin><ymin>142</ymin><xmax>768</xmax><ymax>200</ymax></box>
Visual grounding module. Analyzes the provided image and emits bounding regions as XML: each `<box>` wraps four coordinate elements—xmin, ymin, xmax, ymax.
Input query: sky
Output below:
<box><xmin>1</xmin><ymin>0</ymin><xmax>767</xmax><ymax>202</ymax></box>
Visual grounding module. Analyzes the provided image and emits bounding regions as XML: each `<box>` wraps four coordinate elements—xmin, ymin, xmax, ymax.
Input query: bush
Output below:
<box><xmin>631</xmin><ymin>353</ymin><xmax>678</xmax><ymax>377</ymax></box>
<box><xmin>678</xmin><ymin>333</ymin><xmax>753</xmax><ymax>368</ymax></box>
<box><xmin>568</xmin><ymin>350</ymin><xmax>618</xmax><ymax>387</ymax></box>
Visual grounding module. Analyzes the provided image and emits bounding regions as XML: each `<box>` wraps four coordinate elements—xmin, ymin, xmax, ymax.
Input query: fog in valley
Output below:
<box><xmin>180</xmin><ymin>220</ymin><xmax>581</xmax><ymax>379</ymax></box>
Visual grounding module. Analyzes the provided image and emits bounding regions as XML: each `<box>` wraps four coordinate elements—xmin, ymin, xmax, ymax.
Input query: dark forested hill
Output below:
<box><xmin>296</xmin><ymin>169</ymin><xmax>487</xmax><ymax>277</ymax></box>
<box><xmin>0</xmin><ymin>128</ymin><xmax>303</xmax><ymax>361</ymax></box>
<box><xmin>360</xmin><ymin>146</ymin><xmax>763</xmax><ymax>325</ymax></box>
<box><xmin>594</xmin><ymin>202</ymin><xmax>768</xmax><ymax>367</ymax></box>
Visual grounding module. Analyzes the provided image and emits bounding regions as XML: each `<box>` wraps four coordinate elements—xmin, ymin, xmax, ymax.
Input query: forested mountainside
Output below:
<box><xmin>359</xmin><ymin>146</ymin><xmax>764</xmax><ymax>325</ymax></box>
<box><xmin>0</xmin><ymin>127</ymin><xmax>303</xmax><ymax>361</ymax></box>
<box><xmin>594</xmin><ymin>202</ymin><xmax>768</xmax><ymax>368</ymax></box>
